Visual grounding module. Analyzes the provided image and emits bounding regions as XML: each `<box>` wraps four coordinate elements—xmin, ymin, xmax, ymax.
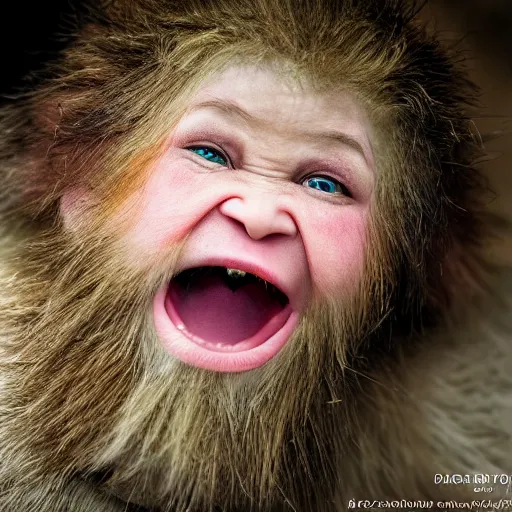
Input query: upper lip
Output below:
<box><xmin>176</xmin><ymin>257</ymin><xmax>294</xmax><ymax>306</ymax></box>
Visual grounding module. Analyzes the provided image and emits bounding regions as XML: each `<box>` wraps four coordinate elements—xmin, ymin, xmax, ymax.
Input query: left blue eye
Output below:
<box><xmin>303</xmin><ymin>176</ymin><xmax>349</xmax><ymax>196</ymax></box>
<box><xmin>188</xmin><ymin>146</ymin><xmax>228</xmax><ymax>166</ymax></box>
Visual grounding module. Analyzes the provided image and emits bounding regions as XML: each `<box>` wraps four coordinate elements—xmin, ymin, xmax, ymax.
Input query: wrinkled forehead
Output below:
<box><xmin>181</xmin><ymin>64</ymin><xmax>375</xmax><ymax>166</ymax></box>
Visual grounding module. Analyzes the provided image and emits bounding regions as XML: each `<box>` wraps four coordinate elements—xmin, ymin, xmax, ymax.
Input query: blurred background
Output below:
<box><xmin>0</xmin><ymin>0</ymin><xmax>510</xmax><ymax>256</ymax></box>
<box><xmin>422</xmin><ymin>0</ymin><xmax>512</xmax><ymax>262</ymax></box>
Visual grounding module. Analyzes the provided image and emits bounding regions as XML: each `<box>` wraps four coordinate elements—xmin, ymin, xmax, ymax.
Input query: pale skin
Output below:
<box><xmin>63</xmin><ymin>64</ymin><xmax>376</xmax><ymax>372</ymax></box>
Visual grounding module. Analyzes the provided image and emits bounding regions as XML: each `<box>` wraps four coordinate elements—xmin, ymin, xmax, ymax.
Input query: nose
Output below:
<box><xmin>219</xmin><ymin>192</ymin><xmax>297</xmax><ymax>240</ymax></box>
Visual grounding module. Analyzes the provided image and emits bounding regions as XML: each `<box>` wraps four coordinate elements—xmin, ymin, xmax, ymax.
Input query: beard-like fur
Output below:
<box><xmin>0</xmin><ymin>216</ymin><xmax>379</xmax><ymax>511</ymax></box>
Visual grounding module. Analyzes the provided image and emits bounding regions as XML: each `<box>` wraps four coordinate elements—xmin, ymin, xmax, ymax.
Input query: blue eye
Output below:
<box><xmin>188</xmin><ymin>146</ymin><xmax>228</xmax><ymax>166</ymax></box>
<box><xmin>303</xmin><ymin>176</ymin><xmax>350</xmax><ymax>196</ymax></box>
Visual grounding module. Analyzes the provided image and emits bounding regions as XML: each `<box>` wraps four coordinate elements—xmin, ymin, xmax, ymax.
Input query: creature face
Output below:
<box><xmin>63</xmin><ymin>65</ymin><xmax>374</xmax><ymax>372</ymax></box>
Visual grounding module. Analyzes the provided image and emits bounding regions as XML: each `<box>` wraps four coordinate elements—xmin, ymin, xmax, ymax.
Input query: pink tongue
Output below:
<box><xmin>170</xmin><ymin>273</ymin><xmax>284</xmax><ymax>345</ymax></box>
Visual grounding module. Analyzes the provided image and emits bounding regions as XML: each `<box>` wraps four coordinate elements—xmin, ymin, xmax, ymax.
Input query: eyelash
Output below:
<box><xmin>186</xmin><ymin>144</ymin><xmax>352</xmax><ymax>198</ymax></box>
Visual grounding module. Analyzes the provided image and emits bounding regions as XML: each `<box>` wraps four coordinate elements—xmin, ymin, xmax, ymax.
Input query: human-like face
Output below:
<box><xmin>118</xmin><ymin>65</ymin><xmax>375</xmax><ymax>373</ymax></box>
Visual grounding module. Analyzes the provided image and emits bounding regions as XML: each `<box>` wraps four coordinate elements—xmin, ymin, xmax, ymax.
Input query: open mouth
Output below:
<box><xmin>168</xmin><ymin>265</ymin><xmax>290</xmax><ymax>350</ymax></box>
<box><xmin>154</xmin><ymin>265</ymin><xmax>298</xmax><ymax>372</ymax></box>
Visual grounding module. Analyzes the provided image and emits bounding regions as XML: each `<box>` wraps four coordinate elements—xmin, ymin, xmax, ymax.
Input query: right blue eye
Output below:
<box><xmin>188</xmin><ymin>146</ymin><xmax>228</xmax><ymax>166</ymax></box>
<box><xmin>303</xmin><ymin>176</ymin><xmax>351</xmax><ymax>196</ymax></box>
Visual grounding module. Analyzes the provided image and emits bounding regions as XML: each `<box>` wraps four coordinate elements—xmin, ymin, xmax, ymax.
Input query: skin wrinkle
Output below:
<box><xmin>173</xmin><ymin>109</ymin><xmax>374</xmax><ymax>197</ymax></box>
<box><xmin>186</xmin><ymin>98</ymin><xmax>374</xmax><ymax>168</ymax></box>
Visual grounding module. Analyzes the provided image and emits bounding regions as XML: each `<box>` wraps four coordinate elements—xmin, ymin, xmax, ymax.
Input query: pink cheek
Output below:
<box><xmin>125</xmin><ymin>156</ymin><xmax>212</xmax><ymax>253</ymax></box>
<box><xmin>304</xmin><ymin>205</ymin><xmax>369</xmax><ymax>297</ymax></box>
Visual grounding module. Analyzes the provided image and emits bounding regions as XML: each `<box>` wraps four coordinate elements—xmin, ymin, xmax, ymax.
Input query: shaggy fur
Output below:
<box><xmin>0</xmin><ymin>0</ymin><xmax>510</xmax><ymax>510</ymax></box>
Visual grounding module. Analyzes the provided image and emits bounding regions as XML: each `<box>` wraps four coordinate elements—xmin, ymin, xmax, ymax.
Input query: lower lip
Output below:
<box><xmin>152</xmin><ymin>286</ymin><xmax>299</xmax><ymax>372</ymax></box>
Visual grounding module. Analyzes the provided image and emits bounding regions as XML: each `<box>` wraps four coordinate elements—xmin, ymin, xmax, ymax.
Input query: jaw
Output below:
<box><xmin>153</xmin><ymin>266</ymin><xmax>300</xmax><ymax>372</ymax></box>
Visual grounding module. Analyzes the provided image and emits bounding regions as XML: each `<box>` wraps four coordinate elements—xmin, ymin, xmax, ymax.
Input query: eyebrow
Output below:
<box><xmin>188</xmin><ymin>98</ymin><xmax>373</xmax><ymax>166</ymax></box>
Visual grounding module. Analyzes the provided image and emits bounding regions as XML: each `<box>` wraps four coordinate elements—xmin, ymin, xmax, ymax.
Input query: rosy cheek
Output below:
<box><xmin>123</xmin><ymin>154</ymin><xmax>211</xmax><ymax>254</ymax></box>
<box><xmin>303</xmin><ymin>205</ymin><xmax>368</xmax><ymax>297</ymax></box>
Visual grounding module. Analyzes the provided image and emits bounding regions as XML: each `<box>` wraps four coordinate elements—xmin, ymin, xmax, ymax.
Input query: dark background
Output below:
<box><xmin>0</xmin><ymin>0</ymin><xmax>84</xmax><ymax>96</ymax></box>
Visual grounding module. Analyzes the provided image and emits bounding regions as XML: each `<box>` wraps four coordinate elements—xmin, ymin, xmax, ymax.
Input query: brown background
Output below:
<box><xmin>424</xmin><ymin>0</ymin><xmax>512</xmax><ymax>261</ymax></box>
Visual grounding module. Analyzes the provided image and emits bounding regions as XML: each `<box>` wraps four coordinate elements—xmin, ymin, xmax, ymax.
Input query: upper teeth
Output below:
<box><xmin>226</xmin><ymin>268</ymin><xmax>246</xmax><ymax>278</ymax></box>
